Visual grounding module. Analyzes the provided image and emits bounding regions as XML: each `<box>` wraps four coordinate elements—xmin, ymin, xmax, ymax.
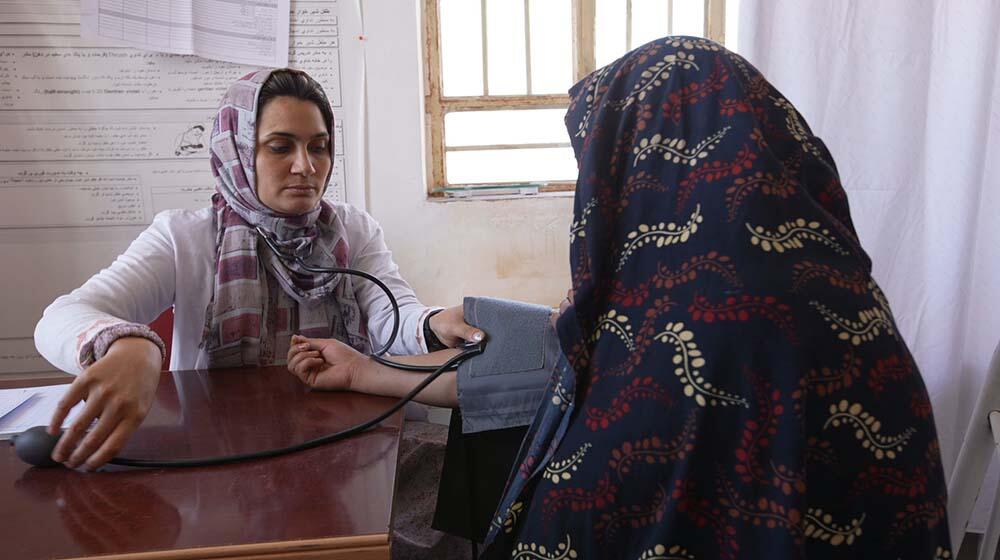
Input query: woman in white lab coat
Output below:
<box><xmin>33</xmin><ymin>69</ymin><xmax>481</xmax><ymax>470</ymax></box>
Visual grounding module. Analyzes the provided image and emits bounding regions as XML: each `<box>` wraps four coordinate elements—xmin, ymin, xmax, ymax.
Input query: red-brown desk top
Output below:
<box><xmin>0</xmin><ymin>366</ymin><xmax>402</xmax><ymax>560</ymax></box>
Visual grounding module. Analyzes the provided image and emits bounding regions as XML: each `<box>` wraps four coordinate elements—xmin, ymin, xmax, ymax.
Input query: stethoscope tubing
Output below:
<box><xmin>99</xmin><ymin>228</ymin><xmax>480</xmax><ymax>468</ymax></box>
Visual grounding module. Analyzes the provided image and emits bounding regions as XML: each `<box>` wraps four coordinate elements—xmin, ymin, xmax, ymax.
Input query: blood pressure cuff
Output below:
<box><xmin>433</xmin><ymin>296</ymin><xmax>561</xmax><ymax>542</ymax></box>
<box><xmin>456</xmin><ymin>296</ymin><xmax>562</xmax><ymax>434</ymax></box>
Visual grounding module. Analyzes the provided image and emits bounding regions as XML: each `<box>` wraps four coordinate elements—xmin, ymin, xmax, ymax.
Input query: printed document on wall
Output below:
<box><xmin>79</xmin><ymin>0</ymin><xmax>291</xmax><ymax>67</ymax></box>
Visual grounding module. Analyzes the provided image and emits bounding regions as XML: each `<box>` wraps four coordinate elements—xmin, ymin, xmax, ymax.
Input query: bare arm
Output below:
<box><xmin>354</xmin><ymin>353</ymin><xmax>460</xmax><ymax>408</ymax></box>
<box><xmin>287</xmin><ymin>335</ymin><xmax>460</xmax><ymax>407</ymax></box>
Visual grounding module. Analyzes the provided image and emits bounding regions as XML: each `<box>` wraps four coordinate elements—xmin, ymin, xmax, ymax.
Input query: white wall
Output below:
<box><xmin>362</xmin><ymin>1</ymin><xmax>573</xmax><ymax>309</ymax></box>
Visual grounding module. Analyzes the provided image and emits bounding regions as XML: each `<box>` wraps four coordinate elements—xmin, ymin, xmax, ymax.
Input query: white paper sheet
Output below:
<box><xmin>79</xmin><ymin>0</ymin><xmax>291</xmax><ymax>67</ymax></box>
<box><xmin>0</xmin><ymin>388</ymin><xmax>34</xmax><ymax>420</ymax></box>
<box><xmin>0</xmin><ymin>384</ymin><xmax>85</xmax><ymax>439</ymax></box>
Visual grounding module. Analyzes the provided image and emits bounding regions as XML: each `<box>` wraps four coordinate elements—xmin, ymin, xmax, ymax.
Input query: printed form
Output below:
<box><xmin>79</xmin><ymin>0</ymin><xmax>292</xmax><ymax>68</ymax></box>
<box><xmin>0</xmin><ymin>0</ymin><xmax>366</xmax><ymax>376</ymax></box>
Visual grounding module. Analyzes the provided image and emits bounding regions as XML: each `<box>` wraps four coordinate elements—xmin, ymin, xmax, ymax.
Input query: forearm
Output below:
<box><xmin>35</xmin><ymin>214</ymin><xmax>176</xmax><ymax>374</ymax></box>
<box><xmin>352</xmin><ymin>349</ymin><xmax>461</xmax><ymax>407</ymax></box>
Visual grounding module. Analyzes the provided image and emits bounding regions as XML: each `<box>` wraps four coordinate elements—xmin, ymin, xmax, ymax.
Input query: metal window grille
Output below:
<box><xmin>424</xmin><ymin>0</ymin><xmax>727</xmax><ymax>195</ymax></box>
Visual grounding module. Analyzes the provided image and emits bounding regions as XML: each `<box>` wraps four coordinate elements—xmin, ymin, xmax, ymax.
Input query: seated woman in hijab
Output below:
<box><xmin>33</xmin><ymin>68</ymin><xmax>482</xmax><ymax>471</ymax></box>
<box><xmin>287</xmin><ymin>37</ymin><xmax>951</xmax><ymax>558</ymax></box>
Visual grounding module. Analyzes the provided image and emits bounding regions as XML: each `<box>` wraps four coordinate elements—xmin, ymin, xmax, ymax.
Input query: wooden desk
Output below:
<box><xmin>0</xmin><ymin>366</ymin><xmax>402</xmax><ymax>559</ymax></box>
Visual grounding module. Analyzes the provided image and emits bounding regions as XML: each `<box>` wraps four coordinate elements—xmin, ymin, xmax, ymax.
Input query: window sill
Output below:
<box><xmin>428</xmin><ymin>181</ymin><xmax>575</xmax><ymax>202</ymax></box>
<box><xmin>427</xmin><ymin>189</ymin><xmax>575</xmax><ymax>203</ymax></box>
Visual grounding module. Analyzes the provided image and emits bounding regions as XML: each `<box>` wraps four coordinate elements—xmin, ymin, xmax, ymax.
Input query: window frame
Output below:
<box><xmin>422</xmin><ymin>0</ymin><xmax>727</xmax><ymax>196</ymax></box>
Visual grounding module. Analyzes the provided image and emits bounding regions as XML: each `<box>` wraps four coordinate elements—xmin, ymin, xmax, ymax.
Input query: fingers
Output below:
<box><xmin>298</xmin><ymin>357</ymin><xmax>326</xmax><ymax>375</ymax></box>
<box><xmin>288</xmin><ymin>357</ymin><xmax>325</xmax><ymax>387</ymax></box>
<box><xmin>52</xmin><ymin>388</ymin><xmax>108</xmax><ymax>463</ymax></box>
<box><xmin>287</xmin><ymin>338</ymin><xmax>325</xmax><ymax>387</ymax></box>
<box><xmin>431</xmin><ymin>307</ymin><xmax>484</xmax><ymax>346</ymax></box>
<box><xmin>298</xmin><ymin>359</ymin><xmax>326</xmax><ymax>387</ymax></box>
<box><xmin>85</xmin><ymin>417</ymin><xmax>141</xmax><ymax>470</ymax></box>
<box><xmin>288</xmin><ymin>336</ymin><xmax>354</xmax><ymax>386</ymax></box>
<box><xmin>459</xmin><ymin>322</ymin><xmax>485</xmax><ymax>343</ymax></box>
<box><xmin>291</xmin><ymin>334</ymin><xmax>313</xmax><ymax>346</ymax></box>
<box><xmin>559</xmin><ymin>299</ymin><xmax>571</xmax><ymax>315</ymax></box>
<box><xmin>288</xmin><ymin>349</ymin><xmax>323</xmax><ymax>377</ymax></box>
<box><xmin>288</xmin><ymin>335</ymin><xmax>323</xmax><ymax>364</ymax></box>
<box><xmin>448</xmin><ymin>306</ymin><xmax>484</xmax><ymax>342</ymax></box>
<box><xmin>49</xmin><ymin>377</ymin><xmax>89</xmax><ymax>436</ymax></box>
<box><xmin>66</xmin><ymin>404</ymin><xmax>124</xmax><ymax>469</ymax></box>
<box><xmin>287</xmin><ymin>339</ymin><xmax>305</xmax><ymax>362</ymax></box>
<box><xmin>290</xmin><ymin>335</ymin><xmax>326</xmax><ymax>356</ymax></box>
<box><xmin>559</xmin><ymin>289</ymin><xmax>574</xmax><ymax>315</ymax></box>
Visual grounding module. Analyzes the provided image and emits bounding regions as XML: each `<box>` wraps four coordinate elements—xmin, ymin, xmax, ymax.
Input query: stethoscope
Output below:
<box><xmin>12</xmin><ymin>227</ymin><xmax>484</xmax><ymax>469</ymax></box>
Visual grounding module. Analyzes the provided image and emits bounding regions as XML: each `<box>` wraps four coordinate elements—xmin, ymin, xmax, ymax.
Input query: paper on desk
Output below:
<box><xmin>79</xmin><ymin>0</ymin><xmax>291</xmax><ymax>67</ymax></box>
<box><xmin>0</xmin><ymin>385</ymin><xmax>85</xmax><ymax>440</ymax></box>
<box><xmin>0</xmin><ymin>388</ymin><xmax>34</xmax><ymax>420</ymax></box>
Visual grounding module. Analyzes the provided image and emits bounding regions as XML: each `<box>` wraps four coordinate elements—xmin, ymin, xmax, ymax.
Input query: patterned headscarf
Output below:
<box><xmin>200</xmin><ymin>69</ymin><xmax>367</xmax><ymax>368</ymax></box>
<box><xmin>484</xmin><ymin>38</ymin><xmax>950</xmax><ymax>559</ymax></box>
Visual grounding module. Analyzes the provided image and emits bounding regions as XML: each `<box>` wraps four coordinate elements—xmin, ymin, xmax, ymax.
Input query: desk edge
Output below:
<box><xmin>76</xmin><ymin>533</ymin><xmax>389</xmax><ymax>560</ymax></box>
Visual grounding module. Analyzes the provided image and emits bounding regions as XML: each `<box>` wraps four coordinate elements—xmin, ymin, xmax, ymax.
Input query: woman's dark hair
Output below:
<box><xmin>257</xmin><ymin>69</ymin><xmax>334</xmax><ymax>135</ymax></box>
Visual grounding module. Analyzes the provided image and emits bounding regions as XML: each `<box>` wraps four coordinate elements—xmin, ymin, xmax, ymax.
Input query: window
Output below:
<box><xmin>422</xmin><ymin>0</ymin><xmax>733</xmax><ymax>196</ymax></box>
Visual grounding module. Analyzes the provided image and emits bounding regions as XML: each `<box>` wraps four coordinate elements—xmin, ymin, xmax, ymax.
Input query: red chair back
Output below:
<box><xmin>148</xmin><ymin>308</ymin><xmax>174</xmax><ymax>370</ymax></box>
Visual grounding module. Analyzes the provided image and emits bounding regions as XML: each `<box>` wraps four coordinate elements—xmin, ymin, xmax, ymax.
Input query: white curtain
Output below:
<box><xmin>738</xmin><ymin>0</ymin><xmax>1000</xmax><ymax>531</ymax></box>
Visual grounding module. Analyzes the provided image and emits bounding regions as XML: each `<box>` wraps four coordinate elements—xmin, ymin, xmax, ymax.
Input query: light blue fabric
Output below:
<box><xmin>456</xmin><ymin>296</ymin><xmax>560</xmax><ymax>434</ymax></box>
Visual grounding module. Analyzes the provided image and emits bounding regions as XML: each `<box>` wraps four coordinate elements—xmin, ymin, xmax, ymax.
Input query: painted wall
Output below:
<box><xmin>362</xmin><ymin>1</ymin><xmax>574</xmax><ymax>309</ymax></box>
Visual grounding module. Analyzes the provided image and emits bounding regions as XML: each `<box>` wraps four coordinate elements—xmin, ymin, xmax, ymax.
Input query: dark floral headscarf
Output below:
<box><xmin>483</xmin><ymin>37</ymin><xmax>950</xmax><ymax>560</ymax></box>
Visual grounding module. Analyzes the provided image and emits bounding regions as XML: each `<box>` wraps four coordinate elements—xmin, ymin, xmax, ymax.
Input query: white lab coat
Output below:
<box><xmin>35</xmin><ymin>204</ymin><xmax>438</xmax><ymax>374</ymax></box>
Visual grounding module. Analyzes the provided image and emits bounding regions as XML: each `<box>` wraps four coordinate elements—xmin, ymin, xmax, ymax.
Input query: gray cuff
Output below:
<box><xmin>457</xmin><ymin>297</ymin><xmax>562</xmax><ymax>434</ymax></box>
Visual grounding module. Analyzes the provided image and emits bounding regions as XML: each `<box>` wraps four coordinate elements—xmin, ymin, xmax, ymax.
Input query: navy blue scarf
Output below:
<box><xmin>484</xmin><ymin>37</ymin><xmax>950</xmax><ymax>560</ymax></box>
